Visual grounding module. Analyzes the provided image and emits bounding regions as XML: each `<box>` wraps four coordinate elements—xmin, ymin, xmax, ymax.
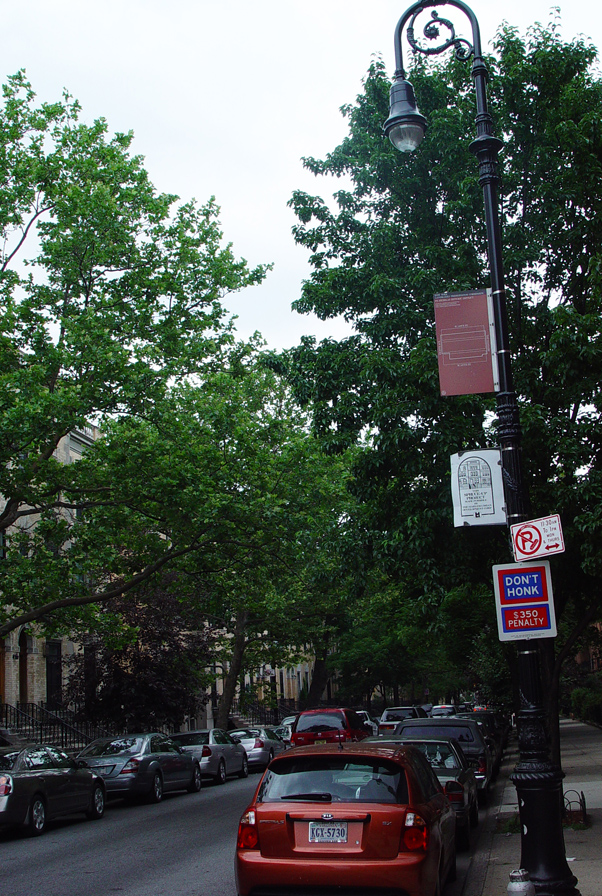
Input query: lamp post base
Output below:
<box><xmin>511</xmin><ymin>761</ymin><xmax>580</xmax><ymax>896</ymax></box>
<box><xmin>512</xmin><ymin>645</ymin><xmax>580</xmax><ymax>896</ymax></box>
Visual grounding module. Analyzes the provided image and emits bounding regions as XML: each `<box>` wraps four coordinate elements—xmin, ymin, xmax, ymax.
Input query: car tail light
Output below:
<box><xmin>120</xmin><ymin>758</ymin><xmax>140</xmax><ymax>775</ymax></box>
<box><xmin>237</xmin><ymin>809</ymin><xmax>259</xmax><ymax>850</ymax></box>
<box><xmin>202</xmin><ymin>745</ymin><xmax>212</xmax><ymax>758</ymax></box>
<box><xmin>477</xmin><ymin>755</ymin><xmax>487</xmax><ymax>775</ymax></box>
<box><xmin>0</xmin><ymin>774</ymin><xmax>12</xmax><ymax>796</ymax></box>
<box><xmin>444</xmin><ymin>781</ymin><xmax>465</xmax><ymax>804</ymax></box>
<box><xmin>254</xmin><ymin>739</ymin><xmax>265</xmax><ymax>749</ymax></box>
<box><xmin>402</xmin><ymin>811</ymin><xmax>429</xmax><ymax>851</ymax></box>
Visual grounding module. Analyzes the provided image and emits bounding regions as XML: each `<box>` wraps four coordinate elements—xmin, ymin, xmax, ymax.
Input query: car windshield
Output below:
<box><xmin>172</xmin><ymin>732</ymin><xmax>209</xmax><ymax>746</ymax></box>
<box><xmin>295</xmin><ymin>713</ymin><xmax>345</xmax><ymax>733</ymax></box>
<box><xmin>0</xmin><ymin>750</ymin><xmax>20</xmax><ymax>770</ymax></box>
<box><xmin>80</xmin><ymin>737</ymin><xmax>145</xmax><ymax>757</ymax></box>
<box><xmin>230</xmin><ymin>729</ymin><xmax>255</xmax><ymax>739</ymax></box>
<box><xmin>258</xmin><ymin>756</ymin><xmax>408</xmax><ymax>804</ymax></box>
<box><xmin>402</xmin><ymin>725</ymin><xmax>475</xmax><ymax>744</ymax></box>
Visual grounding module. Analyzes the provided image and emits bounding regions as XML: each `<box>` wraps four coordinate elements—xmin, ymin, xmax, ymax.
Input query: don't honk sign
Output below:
<box><xmin>492</xmin><ymin>560</ymin><xmax>557</xmax><ymax>642</ymax></box>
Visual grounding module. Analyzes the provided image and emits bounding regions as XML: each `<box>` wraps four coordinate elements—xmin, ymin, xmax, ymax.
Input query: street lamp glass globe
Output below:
<box><xmin>388</xmin><ymin>122</ymin><xmax>425</xmax><ymax>152</ymax></box>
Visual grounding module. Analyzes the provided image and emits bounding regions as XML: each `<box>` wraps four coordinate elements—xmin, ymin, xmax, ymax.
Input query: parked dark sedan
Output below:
<box><xmin>77</xmin><ymin>733</ymin><xmax>201</xmax><ymax>803</ymax></box>
<box><xmin>392</xmin><ymin>717</ymin><xmax>493</xmax><ymax>803</ymax></box>
<box><xmin>367</xmin><ymin>734</ymin><xmax>479</xmax><ymax>850</ymax></box>
<box><xmin>0</xmin><ymin>744</ymin><xmax>105</xmax><ymax>836</ymax></box>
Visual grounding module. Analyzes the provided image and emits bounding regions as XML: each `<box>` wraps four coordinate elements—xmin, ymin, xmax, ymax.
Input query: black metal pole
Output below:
<box><xmin>386</xmin><ymin>4</ymin><xmax>578</xmax><ymax>894</ymax></box>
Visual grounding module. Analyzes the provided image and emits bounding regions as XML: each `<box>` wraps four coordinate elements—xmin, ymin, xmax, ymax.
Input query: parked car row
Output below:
<box><xmin>0</xmin><ymin>724</ymin><xmax>292</xmax><ymax>838</ymax></box>
<box><xmin>234</xmin><ymin>703</ymin><xmax>509</xmax><ymax>894</ymax></box>
<box><xmin>278</xmin><ymin>703</ymin><xmax>509</xmax><ymax>806</ymax></box>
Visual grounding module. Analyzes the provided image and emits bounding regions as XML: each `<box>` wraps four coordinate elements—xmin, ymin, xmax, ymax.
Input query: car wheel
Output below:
<box><xmin>148</xmin><ymin>772</ymin><xmax>163</xmax><ymax>803</ymax></box>
<box><xmin>478</xmin><ymin>785</ymin><xmax>489</xmax><ymax>807</ymax></box>
<box><xmin>86</xmin><ymin>784</ymin><xmax>105</xmax><ymax>820</ymax></box>
<box><xmin>215</xmin><ymin>759</ymin><xmax>226</xmax><ymax>785</ymax></box>
<box><xmin>470</xmin><ymin>797</ymin><xmax>479</xmax><ymax>828</ymax></box>
<box><xmin>187</xmin><ymin>763</ymin><xmax>202</xmax><ymax>793</ymax></box>
<box><xmin>266</xmin><ymin>749</ymin><xmax>274</xmax><ymax>767</ymax></box>
<box><xmin>27</xmin><ymin>795</ymin><xmax>47</xmax><ymax>836</ymax></box>
<box><xmin>238</xmin><ymin>755</ymin><xmax>249</xmax><ymax>779</ymax></box>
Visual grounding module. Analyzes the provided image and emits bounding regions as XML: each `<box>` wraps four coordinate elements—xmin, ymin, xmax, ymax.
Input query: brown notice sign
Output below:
<box><xmin>434</xmin><ymin>289</ymin><xmax>499</xmax><ymax>396</ymax></box>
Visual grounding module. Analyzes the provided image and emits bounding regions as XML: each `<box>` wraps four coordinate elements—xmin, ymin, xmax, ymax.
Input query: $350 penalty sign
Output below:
<box><xmin>492</xmin><ymin>560</ymin><xmax>557</xmax><ymax>641</ymax></box>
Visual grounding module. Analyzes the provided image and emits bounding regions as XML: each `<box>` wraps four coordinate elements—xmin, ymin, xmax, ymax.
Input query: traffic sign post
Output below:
<box><xmin>511</xmin><ymin>513</ymin><xmax>564</xmax><ymax>562</ymax></box>
<box><xmin>492</xmin><ymin>561</ymin><xmax>557</xmax><ymax>641</ymax></box>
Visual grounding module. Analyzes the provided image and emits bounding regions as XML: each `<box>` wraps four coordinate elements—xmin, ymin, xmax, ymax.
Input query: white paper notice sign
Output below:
<box><xmin>450</xmin><ymin>449</ymin><xmax>507</xmax><ymax>527</ymax></box>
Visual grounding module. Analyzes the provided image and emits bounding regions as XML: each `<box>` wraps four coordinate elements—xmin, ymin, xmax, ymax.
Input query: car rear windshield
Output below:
<box><xmin>172</xmin><ymin>732</ymin><xmax>209</xmax><ymax>746</ymax></box>
<box><xmin>402</xmin><ymin>725</ymin><xmax>475</xmax><ymax>744</ymax></box>
<box><xmin>258</xmin><ymin>756</ymin><xmax>408</xmax><ymax>804</ymax></box>
<box><xmin>406</xmin><ymin>741</ymin><xmax>460</xmax><ymax>769</ymax></box>
<box><xmin>0</xmin><ymin>750</ymin><xmax>20</xmax><ymax>770</ymax></box>
<box><xmin>295</xmin><ymin>712</ymin><xmax>345</xmax><ymax>733</ymax></box>
<box><xmin>81</xmin><ymin>737</ymin><xmax>145</xmax><ymax>757</ymax></box>
<box><xmin>230</xmin><ymin>729</ymin><xmax>258</xmax><ymax>739</ymax></box>
<box><xmin>382</xmin><ymin>708</ymin><xmax>416</xmax><ymax>721</ymax></box>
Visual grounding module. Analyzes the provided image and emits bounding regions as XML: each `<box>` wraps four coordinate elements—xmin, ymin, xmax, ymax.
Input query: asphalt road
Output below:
<box><xmin>2</xmin><ymin>764</ymin><xmax>496</xmax><ymax>896</ymax></box>
<box><xmin>1</xmin><ymin>771</ymin><xmax>259</xmax><ymax>896</ymax></box>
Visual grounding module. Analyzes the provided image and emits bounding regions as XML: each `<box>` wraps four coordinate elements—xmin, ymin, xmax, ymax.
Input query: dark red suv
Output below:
<box><xmin>290</xmin><ymin>708</ymin><xmax>371</xmax><ymax>746</ymax></box>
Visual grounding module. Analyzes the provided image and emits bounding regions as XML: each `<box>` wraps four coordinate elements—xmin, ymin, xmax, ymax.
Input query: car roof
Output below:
<box><xmin>397</xmin><ymin>717</ymin><xmax>478</xmax><ymax>726</ymax></box>
<box><xmin>369</xmin><ymin>734</ymin><xmax>461</xmax><ymax>743</ymax></box>
<box><xmin>269</xmin><ymin>742</ymin><xmax>419</xmax><ymax>766</ymax></box>
<box><xmin>173</xmin><ymin>729</ymin><xmax>211</xmax><ymax>735</ymax></box>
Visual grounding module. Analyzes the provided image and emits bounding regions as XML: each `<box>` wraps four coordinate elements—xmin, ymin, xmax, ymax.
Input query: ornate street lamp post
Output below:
<box><xmin>383</xmin><ymin>3</ymin><xmax>579</xmax><ymax>895</ymax></box>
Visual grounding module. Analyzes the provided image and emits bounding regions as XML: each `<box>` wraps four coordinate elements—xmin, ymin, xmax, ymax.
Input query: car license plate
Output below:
<box><xmin>309</xmin><ymin>822</ymin><xmax>348</xmax><ymax>843</ymax></box>
<box><xmin>315</xmin><ymin>739</ymin><xmax>326</xmax><ymax>744</ymax></box>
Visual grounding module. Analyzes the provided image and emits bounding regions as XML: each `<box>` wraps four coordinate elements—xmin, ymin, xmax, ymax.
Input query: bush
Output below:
<box><xmin>571</xmin><ymin>682</ymin><xmax>602</xmax><ymax>725</ymax></box>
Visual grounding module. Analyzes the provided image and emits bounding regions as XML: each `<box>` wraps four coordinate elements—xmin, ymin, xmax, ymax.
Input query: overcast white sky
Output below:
<box><xmin>4</xmin><ymin>2</ymin><xmax>601</xmax><ymax>349</ymax></box>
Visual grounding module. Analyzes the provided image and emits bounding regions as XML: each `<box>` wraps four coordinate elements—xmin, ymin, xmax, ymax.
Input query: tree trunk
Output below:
<box><xmin>216</xmin><ymin>610</ymin><xmax>248</xmax><ymax>729</ymax></box>
<box><xmin>305</xmin><ymin>652</ymin><xmax>330</xmax><ymax>708</ymax></box>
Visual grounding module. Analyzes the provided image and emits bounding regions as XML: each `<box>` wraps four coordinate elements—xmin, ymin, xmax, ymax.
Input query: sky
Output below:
<box><xmin>3</xmin><ymin>1</ymin><xmax>601</xmax><ymax>350</ymax></box>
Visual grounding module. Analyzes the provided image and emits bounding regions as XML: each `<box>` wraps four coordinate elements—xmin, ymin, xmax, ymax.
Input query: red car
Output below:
<box><xmin>235</xmin><ymin>742</ymin><xmax>457</xmax><ymax>896</ymax></box>
<box><xmin>290</xmin><ymin>708</ymin><xmax>371</xmax><ymax>746</ymax></box>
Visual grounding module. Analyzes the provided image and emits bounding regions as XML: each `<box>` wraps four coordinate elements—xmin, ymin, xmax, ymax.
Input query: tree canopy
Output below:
<box><xmin>0</xmin><ymin>73</ymin><xmax>270</xmax><ymax>637</ymax></box>
<box><xmin>274</xmin><ymin>18</ymin><xmax>602</xmax><ymax>711</ymax></box>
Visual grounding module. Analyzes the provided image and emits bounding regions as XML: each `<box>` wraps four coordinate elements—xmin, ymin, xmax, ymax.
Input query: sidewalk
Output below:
<box><xmin>465</xmin><ymin>718</ymin><xmax>602</xmax><ymax>896</ymax></box>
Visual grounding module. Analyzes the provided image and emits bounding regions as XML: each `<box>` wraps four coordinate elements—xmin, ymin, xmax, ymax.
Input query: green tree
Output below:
<box><xmin>0</xmin><ymin>73</ymin><xmax>267</xmax><ymax>636</ymax></box>
<box><xmin>63</xmin><ymin>572</ymin><xmax>216</xmax><ymax>731</ymax></box>
<box><xmin>275</xmin><ymin>19</ymin><xmax>602</xmax><ymax>752</ymax></box>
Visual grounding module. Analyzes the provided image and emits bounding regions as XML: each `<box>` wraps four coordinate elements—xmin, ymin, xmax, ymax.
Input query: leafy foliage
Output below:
<box><xmin>63</xmin><ymin>573</ymin><xmax>216</xmax><ymax>731</ymax></box>
<box><xmin>0</xmin><ymin>73</ymin><xmax>268</xmax><ymax>636</ymax></box>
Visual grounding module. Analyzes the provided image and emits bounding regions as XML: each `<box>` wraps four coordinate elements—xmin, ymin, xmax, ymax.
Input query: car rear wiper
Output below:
<box><xmin>284</xmin><ymin>792</ymin><xmax>332</xmax><ymax>801</ymax></box>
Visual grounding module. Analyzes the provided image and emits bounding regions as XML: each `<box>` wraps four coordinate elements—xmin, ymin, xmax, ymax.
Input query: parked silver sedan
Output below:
<box><xmin>77</xmin><ymin>733</ymin><xmax>201</xmax><ymax>803</ymax></box>
<box><xmin>228</xmin><ymin>726</ymin><xmax>288</xmax><ymax>769</ymax></box>
<box><xmin>171</xmin><ymin>729</ymin><xmax>248</xmax><ymax>784</ymax></box>
<box><xmin>0</xmin><ymin>744</ymin><xmax>105</xmax><ymax>836</ymax></box>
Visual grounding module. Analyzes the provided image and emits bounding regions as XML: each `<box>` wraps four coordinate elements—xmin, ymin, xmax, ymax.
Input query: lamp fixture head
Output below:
<box><xmin>383</xmin><ymin>75</ymin><xmax>427</xmax><ymax>152</ymax></box>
